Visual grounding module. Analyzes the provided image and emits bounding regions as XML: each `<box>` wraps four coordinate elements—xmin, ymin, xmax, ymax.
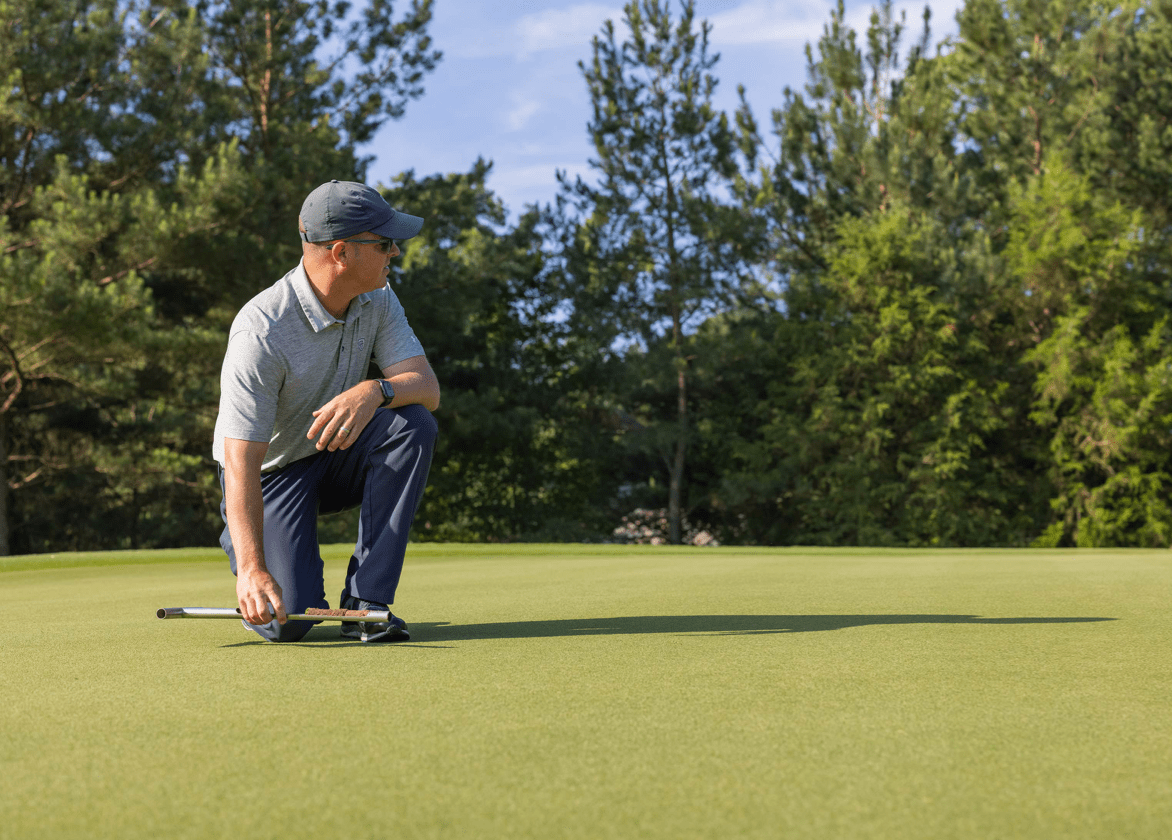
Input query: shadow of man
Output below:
<box><xmin>408</xmin><ymin>614</ymin><xmax>1116</xmax><ymax>643</ymax></box>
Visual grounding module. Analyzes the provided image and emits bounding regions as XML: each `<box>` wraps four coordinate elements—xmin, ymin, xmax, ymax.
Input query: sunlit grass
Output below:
<box><xmin>4</xmin><ymin>546</ymin><xmax>1170</xmax><ymax>839</ymax></box>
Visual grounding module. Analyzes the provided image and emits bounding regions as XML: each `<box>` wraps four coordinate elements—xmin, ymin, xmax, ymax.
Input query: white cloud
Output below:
<box><xmin>507</xmin><ymin>95</ymin><xmax>543</xmax><ymax>131</ymax></box>
<box><xmin>515</xmin><ymin>4</ymin><xmax>621</xmax><ymax>58</ymax></box>
<box><xmin>436</xmin><ymin>1</ymin><xmax>961</xmax><ymax>60</ymax></box>
<box><xmin>436</xmin><ymin>3</ymin><xmax>619</xmax><ymax>60</ymax></box>
<box><xmin>707</xmin><ymin>0</ymin><xmax>962</xmax><ymax>47</ymax></box>
<box><xmin>708</xmin><ymin>0</ymin><xmax>837</xmax><ymax>45</ymax></box>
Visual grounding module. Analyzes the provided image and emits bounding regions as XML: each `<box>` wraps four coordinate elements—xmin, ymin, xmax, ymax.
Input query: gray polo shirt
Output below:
<box><xmin>213</xmin><ymin>260</ymin><xmax>425</xmax><ymax>472</ymax></box>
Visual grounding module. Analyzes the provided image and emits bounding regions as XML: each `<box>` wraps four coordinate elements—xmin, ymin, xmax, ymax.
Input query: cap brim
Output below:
<box><xmin>372</xmin><ymin>211</ymin><xmax>424</xmax><ymax>241</ymax></box>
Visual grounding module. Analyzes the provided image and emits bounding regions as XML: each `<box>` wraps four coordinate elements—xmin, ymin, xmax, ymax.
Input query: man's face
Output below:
<box><xmin>342</xmin><ymin>232</ymin><xmax>401</xmax><ymax>290</ymax></box>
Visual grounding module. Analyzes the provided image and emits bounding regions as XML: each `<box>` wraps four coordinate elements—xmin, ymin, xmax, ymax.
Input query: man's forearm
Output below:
<box><xmin>381</xmin><ymin>371</ymin><xmax>440</xmax><ymax>411</ymax></box>
<box><xmin>379</xmin><ymin>355</ymin><xmax>441</xmax><ymax>412</ymax></box>
<box><xmin>225</xmin><ymin>467</ymin><xmax>267</xmax><ymax>574</ymax></box>
<box><xmin>222</xmin><ymin>439</ymin><xmax>269</xmax><ymax>575</ymax></box>
<box><xmin>223</xmin><ymin>442</ymin><xmax>287</xmax><ymax>625</ymax></box>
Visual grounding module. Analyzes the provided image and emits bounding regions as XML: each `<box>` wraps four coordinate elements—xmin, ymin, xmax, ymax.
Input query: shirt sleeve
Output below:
<box><xmin>371</xmin><ymin>284</ymin><xmax>426</xmax><ymax>370</ymax></box>
<box><xmin>216</xmin><ymin>330</ymin><xmax>285</xmax><ymax>443</ymax></box>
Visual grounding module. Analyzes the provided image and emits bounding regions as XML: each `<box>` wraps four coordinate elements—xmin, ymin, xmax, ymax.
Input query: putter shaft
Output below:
<box><xmin>156</xmin><ymin>607</ymin><xmax>390</xmax><ymax>623</ymax></box>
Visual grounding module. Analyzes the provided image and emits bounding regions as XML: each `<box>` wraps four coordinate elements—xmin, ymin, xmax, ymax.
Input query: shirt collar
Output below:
<box><xmin>291</xmin><ymin>260</ymin><xmax>372</xmax><ymax>332</ymax></box>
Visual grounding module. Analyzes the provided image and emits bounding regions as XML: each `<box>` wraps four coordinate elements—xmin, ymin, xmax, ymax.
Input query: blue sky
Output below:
<box><xmin>363</xmin><ymin>0</ymin><xmax>963</xmax><ymax>218</ymax></box>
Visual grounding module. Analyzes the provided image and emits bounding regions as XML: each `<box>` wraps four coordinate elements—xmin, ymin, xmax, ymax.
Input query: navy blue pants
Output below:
<box><xmin>218</xmin><ymin>404</ymin><xmax>438</xmax><ymax>642</ymax></box>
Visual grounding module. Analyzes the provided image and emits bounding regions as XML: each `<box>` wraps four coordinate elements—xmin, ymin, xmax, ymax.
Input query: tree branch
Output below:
<box><xmin>97</xmin><ymin>257</ymin><xmax>157</xmax><ymax>286</ymax></box>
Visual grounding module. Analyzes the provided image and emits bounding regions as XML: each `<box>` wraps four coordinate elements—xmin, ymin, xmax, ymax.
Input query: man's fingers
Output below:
<box><xmin>248</xmin><ymin>591</ymin><xmax>273</xmax><ymax>624</ymax></box>
<box><xmin>238</xmin><ymin>575</ymin><xmax>285</xmax><ymax>625</ymax></box>
<box><xmin>307</xmin><ymin>410</ymin><xmax>327</xmax><ymax>441</ymax></box>
<box><xmin>333</xmin><ymin>418</ymin><xmax>363</xmax><ymax>451</ymax></box>
<box><xmin>309</xmin><ymin>383</ymin><xmax>380</xmax><ymax>449</ymax></box>
<box><xmin>309</xmin><ymin>408</ymin><xmax>346</xmax><ymax>450</ymax></box>
<box><xmin>242</xmin><ymin>601</ymin><xmax>267</xmax><ymax>625</ymax></box>
<box><xmin>269</xmin><ymin>593</ymin><xmax>288</xmax><ymax>625</ymax></box>
<box><xmin>321</xmin><ymin>416</ymin><xmax>365</xmax><ymax>452</ymax></box>
<box><xmin>316</xmin><ymin>422</ymin><xmax>339</xmax><ymax>451</ymax></box>
<box><xmin>237</xmin><ymin>588</ymin><xmax>260</xmax><ymax>624</ymax></box>
<box><xmin>264</xmin><ymin>581</ymin><xmax>287</xmax><ymax>625</ymax></box>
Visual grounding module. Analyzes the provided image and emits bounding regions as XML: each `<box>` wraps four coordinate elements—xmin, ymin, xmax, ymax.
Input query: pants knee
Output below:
<box><xmin>399</xmin><ymin>404</ymin><xmax>438</xmax><ymax>449</ymax></box>
<box><xmin>246</xmin><ymin>617</ymin><xmax>315</xmax><ymax>643</ymax></box>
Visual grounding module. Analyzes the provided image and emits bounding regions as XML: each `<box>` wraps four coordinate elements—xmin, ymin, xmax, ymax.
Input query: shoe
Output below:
<box><xmin>339</xmin><ymin>593</ymin><xmax>410</xmax><ymax>643</ymax></box>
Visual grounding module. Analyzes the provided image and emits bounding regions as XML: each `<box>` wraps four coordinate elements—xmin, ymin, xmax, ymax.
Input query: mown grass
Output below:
<box><xmin>3</xmin><ymin>545</ymin><xmax>1170</xmax><ymax>839</ymax></box>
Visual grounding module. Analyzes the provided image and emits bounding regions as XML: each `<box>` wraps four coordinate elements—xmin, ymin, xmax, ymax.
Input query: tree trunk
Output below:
<box><xmin>668</xmin><ymin>358</ymin><xmax>686</xmax><ymax>545</ymax></box>
<box><xmin>0</xmin><ymin>412</ymin><xmax>9</xmax><ymax>556</ymax></box>
<box><xmin>662</xmin><ymin>140</ymin><xmax>686</xmax><ymax>546</ymax></box>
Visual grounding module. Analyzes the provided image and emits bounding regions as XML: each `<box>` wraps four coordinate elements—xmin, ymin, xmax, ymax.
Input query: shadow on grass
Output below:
<box><xmin>222</xmin><ymin>614</ymin><xmax>1115</xmax><ymax>647</ymax></box>
<box><xmin>411</xmin><ymin>614</ymin><xmax>1116</xmax><ymax>642</ymax></box>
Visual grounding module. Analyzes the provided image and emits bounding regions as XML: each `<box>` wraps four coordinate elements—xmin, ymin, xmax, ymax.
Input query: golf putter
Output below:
<box><xmin>157</xmin><ymin>606</ymin><xmax>392</xmax><ymax>623</ymax></box>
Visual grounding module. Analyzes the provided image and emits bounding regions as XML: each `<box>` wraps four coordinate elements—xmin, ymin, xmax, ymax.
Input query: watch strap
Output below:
<box><xmin>378</xmin><ymin>378</ymin><xmax>395</xmax><ymax>407</ymax></box>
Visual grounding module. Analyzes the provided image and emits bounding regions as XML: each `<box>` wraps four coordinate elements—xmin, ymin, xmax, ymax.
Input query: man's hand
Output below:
<box><xmin>223</xmin><ymin>438</ymin><xmax>281</xmax><ymax>625</ymax></box>
<box><xmin>236</xmin><ymin>567</ymin><xmax>287</xmax><ymax>625</ymax></box>
<box><xmin>307</xmin><ymin>380</ymin><xmax>381</xmax><ymax>452</ymax></box>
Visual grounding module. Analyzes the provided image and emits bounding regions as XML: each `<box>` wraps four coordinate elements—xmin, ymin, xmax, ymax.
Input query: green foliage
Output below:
<box><xmin>673</xmin><ymin>0</ymin><xmax>1172</xmax><ymax>548</ymax></box>
<box><xmin>696</xmin><ymin>205</ymin><xmax>1040</xmax><ymax>546</ymax></box>
<box><xmin>1011</xmin><ymin>161</ymin><xmax>1172</xmax><ymax>547</ymax></box>
<box><xmin>385</xmin><ymin>162</ymin><xmax>625</xmax><ymax>541</ymax></box>
<box><xmin>0</xmin><ymin>0</ymin><xmax>440</xmax><ymax>553</ymax></box>
<box><xmin>1028</xmin><ymin>312</ymin><xmax>1172</xmax><ymax>548</ymax></box>
<box><xmin>558</xmin><ymin>0</ymin><xmax>751</xmax><ymax>543</ymax></box>
<box><xmin>0</xmin><ymin>148</ymin><xmax>247</xmax><ymax>552</ymax></box>
<box><xmin>6</xmin><ymin>0</ymin><xmax>1172</xmax><ymax>552</ymax></box>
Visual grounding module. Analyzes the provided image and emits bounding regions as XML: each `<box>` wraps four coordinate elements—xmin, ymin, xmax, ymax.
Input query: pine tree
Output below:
<box><xmin>0</xmin><ymin>0</ymin><xmax>440</xmax><ymax>553</ymax></box>
<box><xmin>558</xmin><ymin>0</ymin><xmax>747</xmax><ymax>543</ymax></box>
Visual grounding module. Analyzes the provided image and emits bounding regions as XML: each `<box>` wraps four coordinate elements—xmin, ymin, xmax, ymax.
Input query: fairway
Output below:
<box><xmin>3</xmin><ymin>545</ymin><xmax>1170</xmax><ymax>839</ymax></box>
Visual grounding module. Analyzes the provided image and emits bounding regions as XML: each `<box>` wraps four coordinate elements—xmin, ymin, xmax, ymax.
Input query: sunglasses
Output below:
<box><xmin>341</xmin><ymin>237</ymin><xmax>397</xmax><ymax>253</ymax></box>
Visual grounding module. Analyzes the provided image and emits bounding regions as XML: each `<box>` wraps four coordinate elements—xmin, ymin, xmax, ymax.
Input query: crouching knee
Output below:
<box><xmin>245</xmin><ymin>617</ymin><xmax>315</xmax><ymax>643</ymax></box>
<box><xmin>398</xmin><ymin>403</ymin><xmax>438</xmax><ymax>448</ymax></box>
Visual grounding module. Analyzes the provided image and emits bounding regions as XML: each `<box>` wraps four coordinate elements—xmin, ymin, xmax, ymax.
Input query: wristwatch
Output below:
<box><xmin>377</xmin><ymin>378</ymin><xmax>395</xmax><ymax>407</ymax></box>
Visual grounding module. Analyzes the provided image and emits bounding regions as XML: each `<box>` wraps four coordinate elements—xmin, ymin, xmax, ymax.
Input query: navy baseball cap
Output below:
<box><xmin>298</xmin><ymin>180</ymin><xmax>424</xmax><ymax>243</ymax></box>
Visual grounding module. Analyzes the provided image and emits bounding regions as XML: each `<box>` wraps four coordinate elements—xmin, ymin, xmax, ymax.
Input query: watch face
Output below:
<box><xmin>380</xmin><ymin>379</ymin><xmax>395</xmax><ymax>404</ymax></box>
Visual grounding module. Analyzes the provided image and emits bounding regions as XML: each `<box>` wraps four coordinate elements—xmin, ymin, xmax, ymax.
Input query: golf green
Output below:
<box><xmin>2</xmin><ymin>545</ymin><xmax>1170</xmax><ymax>838</ymax></box>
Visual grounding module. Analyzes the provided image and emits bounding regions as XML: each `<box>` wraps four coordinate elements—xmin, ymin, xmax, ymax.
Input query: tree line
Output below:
<box><xmin>2</xmin><ymin>0</ymin><xmax>1169</xmax><ymax>554</ymax></box>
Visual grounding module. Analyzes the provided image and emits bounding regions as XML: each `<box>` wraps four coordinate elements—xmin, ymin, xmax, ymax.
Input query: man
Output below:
<box><xmin>213</xmin><ymin>180</ymin><xmax>439</xmax><ymax>643</ymax></box>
